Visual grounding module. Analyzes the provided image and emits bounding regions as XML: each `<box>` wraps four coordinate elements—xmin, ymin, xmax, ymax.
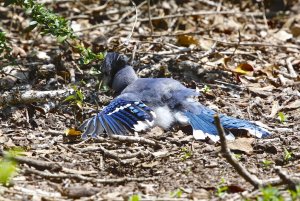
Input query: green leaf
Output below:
<box><xmin>76</xmin><ymin>89</ymin><xmax>84</xmax><ymax>102</ymax></box>
<box><xmin>128</xmin><ymin>194</ymin><xmax>140</xmax><ymax>201</ymax></box>
<box><xmin>64</xmin><ymin>95</ymin><xmax>76</xmax><ymax>102</ymax></box>
<box><xmin>284</xmin><ymin>148</ymin><xmax>292</xmax><ymax>161</ymax></box>
<box><xmin>57</xmin><ymin>35</ymin><xmax>68</xmax><ymax>43</ymax></box>
<box><xmin>0</xmin><ymin>160</ymin><xmax>17</xmax><ymax>186</ymax></box>
<box><xmin>170</xmin><ymin>189</ymin><xmax>182</xmax><ymax>198</ymax></box>
<box><xmin>278</xmin><ymin>112</ymin><xmax>286</xmax><ymax>123</ymax></box>
<box><xmin>0</xmin><ymin>147</ymin><xmax>23</xmax><ymax>186</ymax></box>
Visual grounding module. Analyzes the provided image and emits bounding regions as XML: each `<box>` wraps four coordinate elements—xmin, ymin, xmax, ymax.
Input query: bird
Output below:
<box><xmin>79</xmin><ymin>52</ymin><xmax>271</xmax><ymax>142</ymax></box>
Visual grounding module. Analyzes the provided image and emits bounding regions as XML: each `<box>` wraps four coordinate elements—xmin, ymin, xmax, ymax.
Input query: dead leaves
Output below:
<box><xmin>176</xmin><ymin>34</ymin><xmax>199</xmax><ymax>47</ymax></box>
<box><xmin>227</xmin><ymin>138</ymin><xmax>254</xmax><ymax>154</ymax></box>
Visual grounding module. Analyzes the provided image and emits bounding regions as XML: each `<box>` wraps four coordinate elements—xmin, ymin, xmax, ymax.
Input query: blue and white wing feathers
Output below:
<box><xmin>79</xmin><ymin>98</ymin><xmax>156</xmax><ymax>139</ymax></box>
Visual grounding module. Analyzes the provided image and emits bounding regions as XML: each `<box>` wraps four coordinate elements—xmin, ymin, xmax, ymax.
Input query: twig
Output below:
<box><xmin>0</xmin><ymin>150</ymin><xmax>62</xmax><ymax>171</ymax></box>
<box><xmin>274</xmin><ymin>166</ymin><xmax>300</xmax><ymax>190</ymax></box>
<box><xmin>214</xmin><ymin>114</ymin><xmax>263</xmax><ymax>188</ymax></box>
<box><xmin>286</xmin><ymin>57</ymin><xmax>298</xmax><ymax>78</ymax></box>
<box><xmin>135</xmin><ymin>32</ymin><xmax>300</xmax><ymax>50</ymax></box>
<box><xmin>147</xmin><ymin>0</ymin><xmax>154</xmax><ymax>35</ymax></box>
<box><xmin>0</xmin><ymin>89</ymin><xmax>74</xmax><ymax>107</ymax></box>
<box><xmin>214</xmin><ymin>114</ymin><xmax>300</xmax><ymax>189</ymax></box>
<box><xmin>123</xmin><ymin>0</ymin><xmax>138</xmax><ymax>45</ymax></box>
<box><xmin>77</xmin><ymin>10</ymin><xmax>264</xmax><ymax>32</ymax></box>
<box><xmin>24</xmin><ymin>167</ymin><xmax>158</xmax><ymax>184</ymax></box>
<box><xmin>110</xmin><ymin>134</ymin><xmax>163</xmax><ymax>148</ymax></box>
<box><xmin>80</xmin><ymin>145</ymin><xmax>121</xmax><ymax>163</ymax></box>
<box><xmin>149</xmin><ymin>47</ymin><xmax>191</xmax><ymax>55</ymax></box>
<box><xmin>137</xmin><ymin>11</ymin><xmax>264</xmax><ymax>22</ymax></box>
<box><xmin>198</xmin><ymin>41</ymin><xmax>217</xmax><ymax>59</ymax></box>
<box><xmin>76</xmin><ymin>1</ymin><xmax>146</xmax><ymax>32</ymax></box>
<box><xmin>260</xmin><ymin>0</ymin><xmax>269</xmax><ymax>30</ymax></box>
<box><xmin>79</xmin><ymin>145</ymin><xmax>147</xmax><ymax>159</ymax></box>
<box><xmin>198</xmin><ymin>0</ymin><xmax>225</xmax><ymax>7</ymax></box>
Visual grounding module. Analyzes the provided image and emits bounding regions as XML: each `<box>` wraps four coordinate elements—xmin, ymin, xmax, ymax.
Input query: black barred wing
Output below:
<box><xmin>79</xmin><ymin>99</ymin><xmax>156</xmax><ymax>139</ymax></box>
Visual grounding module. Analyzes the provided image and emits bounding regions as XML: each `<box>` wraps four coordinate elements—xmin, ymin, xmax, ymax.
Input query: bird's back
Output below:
<box><xmin>119</xmin><ymin>78</ymin><xmax>198</xmax><ymax>108</ymax></box>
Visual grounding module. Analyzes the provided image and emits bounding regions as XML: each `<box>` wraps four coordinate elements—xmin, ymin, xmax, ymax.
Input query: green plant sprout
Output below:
<box><xmin>216</xmin><ymin>178</ymin><xmax>228</xmax><ymax>198</ymax></box>
<box><xmin>201</xmin><ymin>85</ymin><xmax>211</xmax><ymax>94</ymax></box>
<box><xmin>64</xmin><ymin>85</ymin><xmax>84</xmax><ymax>109</ymax></box>
<box><xmin>170</xmin><ymin>188</ymin><xmax>182</xmax><ymax>198</ymax></box>
<box><xmin>288</xmin><ymin>185</ymin><xmax>300</xmax><ymax>201</ymax></box>
<box><xmin>76</xmin><ymin>45</ymin><xmax>105</xmax><ymax>65</ymax></box>
<box><xmin>278</xmin><ymin>112</ymin><xmax>286</xmax><ymax>123</ymax></box>
<box><xmin>128</xmin><ymin>194</ymin><xmax>140</xmax><ymax>201</ymax></box>
<box><xmin>234</xmin><ymin>154</ymin><xmax>242</xmax><ymax>161</ymax></box>
<box><xmin>257</xmin><ymin>186</ymin><xmax>284</xmax><ymax>201</ymax></box>
<box><xmin>180</xmin><ymin>147</ymin><xmax>193</xmax><ymax>161</ymax></box>
<box><xmin>4</xmin><ymin>0</ymin><xmax>104</xmax><ymax>65</ymax></box>
<box><xmin>261</xmin><ymin>160</ymin><xmax>273</xmax><ymax>169</ymax></box>
<box><xmin>0</xmin><ymin>32</ymin><xmax>12</xmax><ymax>61</ymax></box>
<box><xmin>0</xmin><ymin>147</ymin><xmax>23</xmax><ymax>186</ymax></box>
<box><xmin>283</xmin><ymin>148</ymin><xmax>292</xmax><ymax>162</ymax></box>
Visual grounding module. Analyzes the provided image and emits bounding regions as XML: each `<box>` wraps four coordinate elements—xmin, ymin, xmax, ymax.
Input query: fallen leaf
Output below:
<box><xmin>285</xmin><ymin>100</ymin><xmax>300</xmax><ymax>110</ymax></box>
<box><xmin>273</xmin><ymin>29</ymin><xmax>293</xmax><ymax>41</ymax></box>
<box><xmin>177</xmin><ymin>35</ymin><xmax>199</xmax><ymax>47</ymax></box>
<box><xmin>248</xmin><ymin>85</ymin><xmax>275</xmax><ymax>97</ymax></box>
<box><xmin>65</xmin><ymin>128</ymin><xmax>81</xmax><ymax>136</ymax></box>
<box><xmin>141</xmin><ymin>161</ymin><xmax>159</xmax><ymax>168</ymax></box>
<box><xmin>268</xmin><ymin>100</ymin><xmax>281</xmax><ymax>118</ymax></box>
<box><xmin>227</xmin><ymin>138</ymin><xmax>255</xmax><ymax>154</ymax></box>
<box><xmin>234</xmin><ymin>63</ymin><xmax>254</xmax><ymax>76</ymax></box>
<box><xmin>152</xmin><ymin>19</ymin><xmax>168</xmax><ymax>30</ymax></box>
<box><xmin>290</xmin><ymin>24</ymin><xmax>300</xmax><ymax>37</ymax></box>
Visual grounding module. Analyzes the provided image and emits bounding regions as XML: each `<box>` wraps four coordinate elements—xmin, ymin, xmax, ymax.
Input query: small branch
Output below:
<box><xmin>286</xmin><ymin>57</ymin><xmax>298</xmax><ymax>78</ymax></box>
<box><xmin>147</xmin><ymin>0</ymin><xmax>154</xmax><ymax>35</ymax></box>
<box><xmin>135</xmin><ymin>33</ymin><xmax>300</xmax><ymax>50</ymax></box>
<box><xmin>0</xmin><ymin>150</ymin><xmax>62</xmax><ymax>171</ymax></box>
<box><xmin>122</xmin><ymin>0</ymin><xmax>138</xmax><ymax>45</ymax></box>
<box><xmin>77</xmin><ymin>10</ymin><xmax>264</xmax><ymax>32</ymax></box>
<box><xmin>110</xmin><ymin>134</ymin><xmax>163</xmax><ymax>148</ymax></box>
<box><xmin>214</xmin><ymin>114</ymin><xmax>300</xmax><ymax>189</ymax></box>
<box><xmin>274</xmin><ymin>166</ymin><xmax>300</xmax><ymax>190</ymax></box>
<box><xmin>0</xmin><ymin>89</ymin><xmax>74</xmax><ymax>107</ymax></box>
<box><xmin>80</xmin><ymin>145</ymin><xmax>121</xmax><ymax>163</ymax></box>
<box><xmin>24</xmin><ymin>167</ymin><xmax>158</xmax><ymax>184</ymax></box>
<box><xmin>76</xmin><ymin>1</ymin><xmax>147</xmax><ymax>33</ymax></box>
<box><xmin>214</xmin><ymin>114</ymin><xmax>263</xmax><ymax>188</ymax></box>
<box><xmin>80</xmin><ymin>145</ymin><xmax>147</xmax><ymax>159</ymax></box>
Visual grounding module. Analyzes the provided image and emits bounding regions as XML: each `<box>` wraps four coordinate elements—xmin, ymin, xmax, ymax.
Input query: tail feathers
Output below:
<box><xmin>220</xmin><ymin>115</ymin><xmax>271</xmax><ymax>138</ymax></box>
<box><xmin>185</xmin><ymin>112</ymin><xmax>271</xmax><ymax>142</ymax></box>
<box><xmin>185</xmin><ymin>112</ymin><xmax>235</xmax><ymax>142</ymax></box>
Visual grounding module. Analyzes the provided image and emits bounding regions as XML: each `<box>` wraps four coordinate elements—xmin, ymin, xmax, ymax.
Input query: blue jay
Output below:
<box><xmin>79</xmin><ymin>52</ymin><xmax>271</xmax><ymax>142</ymax></box>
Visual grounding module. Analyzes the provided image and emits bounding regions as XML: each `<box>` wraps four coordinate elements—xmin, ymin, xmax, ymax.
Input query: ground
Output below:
<box><xmin>0</xmin><ymin>0</ymin><xmax>300</xmax><ymax>200</ymax></box>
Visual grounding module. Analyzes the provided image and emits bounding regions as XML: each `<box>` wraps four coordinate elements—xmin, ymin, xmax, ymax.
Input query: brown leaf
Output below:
<box><xmin>227</xmin><ymin>138</ymin><xmax>255</xmax><ymax>154</ymax></box>
<box><xmin>273</xmin><ymin>29</ymin><xmax>293</xmax><ymax>41</ymax></box>
<box><xmin>177</xmin><ymin>35</ymin><xmax>199</xmax><ymax>47</ymax></box>
<box><xmin>152</xmin><ymin>19</ymin><xmax>168</xmax><ymax>30</ymax></box>
<box><xmin>234</xmin><ymin>63</ymin><xmax>254</xmax><ymax>76</ymax></box>
<box><xmin>65</xmin><ymin>128</ymin><xmax>81</xmax><ymax>136</ymax></box>
<box><xmin>285</xmin><ymin>100</ymin><xmax>300</xmax><ymax>110</ymax></box>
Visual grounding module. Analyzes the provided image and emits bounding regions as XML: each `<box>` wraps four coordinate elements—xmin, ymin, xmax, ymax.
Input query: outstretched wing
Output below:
<box><xmin>79</xmin><ymin>98</ymin><xmax>156</xmax><ymax>139</ymax></box>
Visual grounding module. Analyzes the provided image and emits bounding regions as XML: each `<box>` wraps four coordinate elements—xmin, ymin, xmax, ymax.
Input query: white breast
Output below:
<box><xmin>153</xmin><ymin>106</ymin><xmax>189</xmax><ymax>129</ymax></box>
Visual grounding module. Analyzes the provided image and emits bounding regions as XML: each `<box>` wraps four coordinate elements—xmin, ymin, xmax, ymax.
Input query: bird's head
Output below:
<box><xmin>101</xmin><ymin>52</ymin><xmax>129</xmax><ymax>87</ymax></box>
